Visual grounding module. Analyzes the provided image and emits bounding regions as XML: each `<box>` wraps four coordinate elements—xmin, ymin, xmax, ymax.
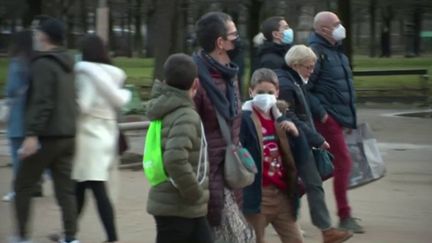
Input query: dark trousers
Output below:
<box><xmin>291</xmin><ymin>132</ymin><xmax>332</xmax><ymax>230</ymax></box>
<box><xmin>154</xmin><ymin>216</ymin><xmax>213</xmax><ymax>243</ymax></box>
<box><xmin>14</xmin><ymin>137</ymin><xmax>77</xmax><ymax>240</ymax></box>
<box><xmin>76</xmin><ymin>181</ymin><xmax>118</xmax><ymax>242</ymax></box>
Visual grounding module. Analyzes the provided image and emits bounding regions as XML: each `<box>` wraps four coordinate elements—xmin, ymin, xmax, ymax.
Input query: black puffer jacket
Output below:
<box><xmin>255</xmin><ymin>41</ymin><xmax>291</xmax><ymax>70</ymax></box>
<box><xmin>307</xmin><ymin>33</ymin><xmax>357</xmax><ymax>129</ymax></box>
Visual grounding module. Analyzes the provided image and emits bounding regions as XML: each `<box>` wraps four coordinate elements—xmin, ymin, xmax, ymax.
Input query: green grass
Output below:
<box><xmin>0</xmin><ymin>55</ymin><xmax>431</xmax><ymax>97</ymax></box>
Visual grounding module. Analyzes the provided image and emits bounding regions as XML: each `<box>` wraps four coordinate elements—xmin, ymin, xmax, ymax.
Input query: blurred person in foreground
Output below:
<box><xmin>12</xmin><ymin>17</ymin><xmax>78</xmax><ymax>243</ymax></box>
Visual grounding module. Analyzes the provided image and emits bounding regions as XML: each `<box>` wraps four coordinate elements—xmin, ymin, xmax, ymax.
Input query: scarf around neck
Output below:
<box><xmin>193</xmin><ymin>50</ymin><xmax>239</xmax><ymax>120</ymax></box>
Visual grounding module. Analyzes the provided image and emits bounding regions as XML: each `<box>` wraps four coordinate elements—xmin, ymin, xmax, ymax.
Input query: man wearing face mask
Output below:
<box><xmin>192</xmin><ymin>12</ymin><xmax>255</xmax><ymax>242</ymax></box>
<box><xmin>254</xmin><ymin>16</ymin><xmax>294</xmax><ymax>71</ymax></box>
<box><xmin>307</xmin><ymin>11</ymin><xmax>362</xmax><ymax>233</ymax></box>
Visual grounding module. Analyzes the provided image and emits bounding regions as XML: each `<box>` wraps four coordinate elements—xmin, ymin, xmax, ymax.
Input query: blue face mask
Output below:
<box><xmin>282</xmin><ymin>28</ymin><xmax>294</xmax><ymax>44</ymax></box>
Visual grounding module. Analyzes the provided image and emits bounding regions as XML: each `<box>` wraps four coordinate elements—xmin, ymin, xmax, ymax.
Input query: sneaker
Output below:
<box><xmin>323</xmin><ymin>228</ymin><xmax>353</xmax><ymax>243</ymax></box>
<box><xmin>339</xmin><ymin>217</ymin><xmax>365</xmax><ymax>234</ymax></box>
<box><xmin>2</xmin><ymin>192</ymin><xmax>15</xmax><ymax>202</ymax></box>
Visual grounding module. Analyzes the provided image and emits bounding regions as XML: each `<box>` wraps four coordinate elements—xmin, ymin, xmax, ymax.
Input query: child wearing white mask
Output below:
<box><xmin>240</xmin><ymin>68</ymin><xmax>303</xmax><ymax>243</ymax></box>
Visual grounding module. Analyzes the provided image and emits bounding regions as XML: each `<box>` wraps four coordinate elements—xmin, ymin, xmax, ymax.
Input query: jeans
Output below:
<box><xmin>14</xmin><ymin>137</ymin><xmax>77</xmax><ymax>240</ymax></box>
<box><xmin>291</xmin><ymin>132</ymin><xmax>332</xmax><ymax>230</ymax></box>
<box><xmin>154</xmin><ymin>216</ymin><xmax>213</xmax><ymax>243</ymax></box>
<box><xmin>314</xmin><ymin>115</ymin><xmax>353</xmax><ymax>219</ymax></box>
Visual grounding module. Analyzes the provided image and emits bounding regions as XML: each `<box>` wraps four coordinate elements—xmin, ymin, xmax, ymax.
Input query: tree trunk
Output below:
<box><xmin>248</xmin><ymin>0</ymin><xmax>263</xmax><ymax>76</ymax></box>
<box><xmin>337</xmin><ymin>0</ymin><xmax>353</xmax><ymax>65</ymax></box>
<box><xmin>413</xmin><ymin>7</ymin><xmax>422</xmax><ymax>56</ymax></box>
<box><xmin>380</xmin><ymin>5</ymin><xmax>393</xmax><ymax>57</ymax></box>
<box><xmin>369</xmin><ymin>0</ymin><xmax>376</xmax><ymax>57</ymax></box>
<box><xmin>80</xmin><ymin>0</ymin><xmax>88</xmax><ymax>34</ymax></box>
<box><xmin>134</xmin><ymin>0</ymin><xmax>144</xmax><ymax>56</ymax></box>
<box><xmin>22</xmin><ymin>0</ymin><xmax>42</xmax><ymax>27</ymax></box>
<box><xmin>152</xmin><ymin>0</ymin><xmax>179</xmax><ymax>81</ymax></box>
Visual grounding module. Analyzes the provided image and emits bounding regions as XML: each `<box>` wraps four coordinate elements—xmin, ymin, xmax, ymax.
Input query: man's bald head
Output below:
<box><xmin>313</xmin><ymin>11</ymin><xmax>343</xmax><ymax>44</ymax></box>
<box><xmin>313</xmin><ymin>11</ymin><xmax>339</xmax><ymax>30</ymax></box>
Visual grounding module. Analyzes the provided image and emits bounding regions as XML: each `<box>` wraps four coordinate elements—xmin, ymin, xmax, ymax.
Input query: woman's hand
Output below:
<box><xmin>279</xmin><ymin>120</ymin><xmax>299</xmax><ymax>137</ymax></box>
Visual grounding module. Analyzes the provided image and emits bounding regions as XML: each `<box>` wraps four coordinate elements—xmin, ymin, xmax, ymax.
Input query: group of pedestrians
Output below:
<box><xmin>3</xmin><ymin>9</ymin><xmax>363</xmax><ymax>243</ymax></box>
<box><xmin>145</xmin><ymin>10</ymin><xmax>362</xmax><ymax>243</ymax></box>
<box><xmin>4</xmin><ymin>17</ymin><xmax>130</xmax><ymax>243</ymax></box>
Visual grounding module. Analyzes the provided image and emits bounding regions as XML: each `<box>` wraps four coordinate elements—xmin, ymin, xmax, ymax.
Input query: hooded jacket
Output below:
<box><xmin>146</xmin><ymin>80</ymin><xmax>209</xmax><ymax>218</ymax></box>
<box><xmin>25</xmin><ymin>48</ymin><xmax>77</xmax><ymax>137</ymax></box>
<box><xmin>307</xmin><ymin>33</ymin><xmax>357</xmax><ymax>129</ymax></box>
<box><xmin>255</xmin><ymin>41</ymin><xmax>291</xmax><ymax>70</ymax></box>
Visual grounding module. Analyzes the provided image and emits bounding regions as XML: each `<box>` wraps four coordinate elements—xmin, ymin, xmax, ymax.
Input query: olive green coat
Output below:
<box><xmin>146</xmin><ymin>80</ymin><xmax>209</xmax><ymax>218</ymax></box>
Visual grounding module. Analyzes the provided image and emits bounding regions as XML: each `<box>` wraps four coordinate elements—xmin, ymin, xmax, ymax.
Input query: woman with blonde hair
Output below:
<box><xmin>274</xmin><ymin>45</ymin><xmax>353</xmax><ymax>243</ymax></box>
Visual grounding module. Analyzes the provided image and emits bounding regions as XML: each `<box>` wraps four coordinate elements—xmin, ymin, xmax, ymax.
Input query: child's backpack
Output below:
<box><xmin>143</xmin><ymin>120</ymin><xmax>168</xmax><ymax>186</ymax></box>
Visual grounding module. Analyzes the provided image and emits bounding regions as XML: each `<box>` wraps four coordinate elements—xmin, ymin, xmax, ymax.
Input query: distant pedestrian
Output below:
<box><xmin>146</xmin><ymin>53</ymin><xmax>212</xmax><ymax>243</ymax></box>
<box><xmin>13</xmin><ymin>17</ymin><xmax>79</xmax><ymax>243</ymax></box>
<box><xmin>2</xmin><ymin>30</ymin><xmax>33</xmax><ymax>202</ymax></box>
<box><xmin>72</xmin><ymin>34</ymin><xmax>131</xmax><ymax>243</ymax></box>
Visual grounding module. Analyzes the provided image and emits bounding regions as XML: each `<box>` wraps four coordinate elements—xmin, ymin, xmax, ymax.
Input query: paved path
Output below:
<box><xmin>1</xmin><ymin>107</ymin><xmax>431</xmax><ymax>243</ymax></box>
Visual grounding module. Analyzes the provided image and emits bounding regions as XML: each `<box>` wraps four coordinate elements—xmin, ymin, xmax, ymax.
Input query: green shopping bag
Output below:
<box><xmin>143</xmin><ymin>120</ymin><xmax>168</xmax><ymax>186</ymax></box>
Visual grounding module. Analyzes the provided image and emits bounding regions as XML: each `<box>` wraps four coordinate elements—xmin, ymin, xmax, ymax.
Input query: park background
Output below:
<box><xmin>0</xmin><ymin>0</ymin><xmax>432</xmax><ymax>105</ymax></box>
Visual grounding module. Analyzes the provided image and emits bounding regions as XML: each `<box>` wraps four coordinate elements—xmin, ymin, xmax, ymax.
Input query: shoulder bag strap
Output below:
<box><xmin>215</xmin><ymin>111</ymin><xmax>233</xmax><ymax>146</ymax></box>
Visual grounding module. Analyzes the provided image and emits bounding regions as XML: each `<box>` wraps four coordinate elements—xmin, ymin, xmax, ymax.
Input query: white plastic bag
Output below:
<box><xmin>345</xmin><ymin>123</ymin><xmax>385</xmax><ymax>188</ymax></box>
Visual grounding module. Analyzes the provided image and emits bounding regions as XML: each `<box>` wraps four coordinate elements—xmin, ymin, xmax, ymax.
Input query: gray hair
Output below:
<box><xmin>284</xmin><ymin>44</ymin><xmax>317</xmax><ymax>67</ymax></box>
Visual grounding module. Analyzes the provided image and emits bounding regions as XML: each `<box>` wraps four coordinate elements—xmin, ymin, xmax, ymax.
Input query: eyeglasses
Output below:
<box><xmin>300</xmin><ymin>64</ymin><xmax>315</xmax><ymax>71</ymax></box>
<box><xmin>225</xmin><ymin>31</ymin><xmax>239</xmax><ymax>40</ymax></box>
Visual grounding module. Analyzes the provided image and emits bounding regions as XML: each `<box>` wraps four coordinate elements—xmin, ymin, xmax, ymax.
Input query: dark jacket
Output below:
<box><xmin>240</xmin><ymin>107</ymin><xmax>299</xmax><ymax>217</ymax></box>
<box><xmin>275</xmin><ymin>67</ymin><xmax>325</xmax><ymax>148</ymax></box>
<box><xmin>146</xmin><ymin>80</ymin><xmax>209</xmax><ymax>218</ymax></box>
<box><xmin>193</xmin><ymin>56</ymin><xmax>242</xmax><ymax>226</ymax></box>
<box><xmin>255</xmin><ymin>41</ymin><xmax>291</xmax><ymax>70</ymax></box>
<box><xmin>307</xmin><ymin>33</ymin><xmax>357</xmax><ymax>129</ymax></box>
<box><xmin>26</xmin><ymin>48</ymin><xmax>77</xmax><ymax>137</ymax></box>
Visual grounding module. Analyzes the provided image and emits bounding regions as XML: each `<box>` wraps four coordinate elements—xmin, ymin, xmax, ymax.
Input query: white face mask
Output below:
<box><xmin>332</xmin><ymin>24</ymin><xmax>346</xmax><ymax>41</ymax></box>
<box><xmin>252</xmin><ymin>94</ymin><xmax>277</xmax><ymax>113</ymax></box>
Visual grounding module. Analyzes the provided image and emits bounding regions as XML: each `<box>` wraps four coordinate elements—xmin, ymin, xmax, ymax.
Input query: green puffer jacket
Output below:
<box><xmin>146</xmin><ymin>80</ymin><xmax>209</xmax><ymax>218</ymax></box>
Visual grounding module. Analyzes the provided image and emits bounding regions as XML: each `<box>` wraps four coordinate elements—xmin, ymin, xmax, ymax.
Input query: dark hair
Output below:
<box><xmin>164</xmin><ymin>53</ymin><xmax>197</xmax><ymax>90</ymax></box>
<box><xmin>80</xmin><ymin>34</ymin><xmax>111</xmax><ymax>64</ymax></box>
<box><xmin>9</xmin><ymin>30</ymin><xmax>33</xmax><ymax>59</ymax></box>
<box><xmin>37</xmin><ymin>17</ymin><xmax>65</xmax><ymax>45</ymax></box>
<box><xmin>261</xmin><ymin>16</ymin><xmax>285</xmax><ymax>41</ymax></box>
<box><xmin>195</xmin><ymin>12</ymin><xmax>232</xmax><ymax>53</ymax></box>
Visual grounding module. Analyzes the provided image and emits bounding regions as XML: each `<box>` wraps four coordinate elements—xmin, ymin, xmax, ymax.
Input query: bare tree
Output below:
<box><xmin>152</xmin><ymin>0</ymin><xmax>182</xmax><ymax>80</ymax></box>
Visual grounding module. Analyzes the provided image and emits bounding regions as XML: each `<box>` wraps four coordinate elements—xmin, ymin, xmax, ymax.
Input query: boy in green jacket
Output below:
<box><xmin>146</xmin><ymin>53</ymin><xmax>212</xmax><ymax>243</ymax></box>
